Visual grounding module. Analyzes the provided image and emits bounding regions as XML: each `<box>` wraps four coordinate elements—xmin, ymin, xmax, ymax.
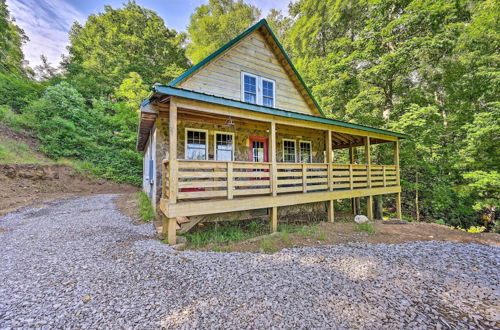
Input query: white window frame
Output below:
<box><xmin>241</xmin><ymin>72</ymin><xmax>275</xmax><ymax>108</ymax></box>
<box><xmin>213</xmin><ymin>131</ymin><xmax>235</xmax><ymax>161</ymax></box>
<box><xmin>185</xmin><ymin>128</ymin><xmax>208</xmax><ymax>160</ymax></box>
<box><xmin>282</xmin><ymin>138</ymin><xmax>297</xmax><ymax>163</ymax></box>
<box><xmin>299</xmin><ymin>140</ymin><xmax>313</xmax><ymax>163</ymax></box>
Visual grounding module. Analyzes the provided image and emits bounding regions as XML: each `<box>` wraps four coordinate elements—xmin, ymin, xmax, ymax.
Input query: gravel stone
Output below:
<box><xmin>0</xmin><ymin>194</ymin><xmax>499</xmax><ymax>329</ymax></box>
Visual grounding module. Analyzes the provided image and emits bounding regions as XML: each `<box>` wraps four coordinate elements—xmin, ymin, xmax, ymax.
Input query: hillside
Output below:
<box><xmin>0</xmin><ymin>124</ymin><xmax>138</xmax><ymax>216</ymax></box>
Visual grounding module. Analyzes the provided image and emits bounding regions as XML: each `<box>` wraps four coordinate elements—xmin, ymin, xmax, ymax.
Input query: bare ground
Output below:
<box><xmin>197</xmin><ymin>220</ymin><xmax>500</xmax><ymax>253</ymax></box>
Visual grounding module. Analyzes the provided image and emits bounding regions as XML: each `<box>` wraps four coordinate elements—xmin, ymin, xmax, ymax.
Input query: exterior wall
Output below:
<box><xmin>142</xmin><ymin>125</ymin><xmax>157</xmax><ymax>207</ymax></box>
<box><xmin>178</xmin><ymin>30</ymin><xmax>319</xmax><ymax>117</ymax></box>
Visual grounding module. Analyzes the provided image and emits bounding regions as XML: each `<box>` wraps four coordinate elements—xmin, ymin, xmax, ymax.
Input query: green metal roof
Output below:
<box><xmin>151</xmin><ymin>85</ymin><xmax>409</xmax><ymax>139</ymax></box>
<box><xmin>167</xmin><ymin>19</ymin><xmax>327</xmax><ymax>117</ymax></box>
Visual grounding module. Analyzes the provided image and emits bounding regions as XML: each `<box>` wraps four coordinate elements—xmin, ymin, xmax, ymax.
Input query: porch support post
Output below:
<box><xmin>270</xmin><ymin>206</ymin><xmax>278</xmax><ymax>232</ymax></box>
<box><xmin>365</xmin><ymin>137</ymin><xmax>373</xmax><ymax>219</ymax></box>
<box><xmin>270</xmin><ymin>121</ymin><xmax>277</xmax><ymax>197</ymax></box>
<box><xmin>394</xmin><ymin>139</ymin><xmax>402</xmax><ymax>219</ymax></box>
<box><xmin>167</xmin><ymin>217</ymin><xmax>177</xmax><ymax>245</ymax></box>
<box><xmin>167</xmin><ymin>98</ymin><xmax>178</xmax><ymax>244</ymax></box>
<box><xmin>349</xmin><ymin>147</ymin><xmax>356</xmax><ymax>214</ymax></box>
<box><xmin>328</xmin><ymin>200</ymin><xmax>335</xmax><ymax>223</ymax></box>
<box><xmin>269</xmin><ymin>121</ymin><xmax>278</xmax><ymax>232</ymax></box>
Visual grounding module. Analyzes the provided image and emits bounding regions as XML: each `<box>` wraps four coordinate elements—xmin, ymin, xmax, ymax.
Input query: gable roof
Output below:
<box><xmin>168</xmin><ymin>19</ymin><xmax>327</xmax><ymax>117</ymax></box>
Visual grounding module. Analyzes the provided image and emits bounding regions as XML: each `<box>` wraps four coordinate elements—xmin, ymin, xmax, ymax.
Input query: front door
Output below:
<box><xmin>249</xmin><ymin>136</ymin><xmax>268</xmax><ymax>162</ymax></box>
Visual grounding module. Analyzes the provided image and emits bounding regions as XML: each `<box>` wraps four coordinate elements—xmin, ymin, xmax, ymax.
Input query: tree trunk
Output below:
<box><xmin>355</xmin><ymin>198</ymin><xmax>361</xmax><ymax>215</ymax></box>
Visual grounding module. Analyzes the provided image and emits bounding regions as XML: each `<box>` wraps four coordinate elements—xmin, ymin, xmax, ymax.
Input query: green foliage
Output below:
<box><xmin>276</xmin><ymin>0</ymin><xmax>499</xmax><ymax>228</ymax></box>
<box><xmin>186</xmin><ymin>0</ymin><xmax>260</xmax><ymax>63</ymax></box>
<box><xmin>0</xmin><ymin>0</ymin><xmax>28</xmax><ymax>75</ymax></box>
<box><xmin>64</xmin><ymin>1</ymin><xmax>189</xmax><ymax>97</ymax></box>
<box><xmin>434</xmin><ymin>219</ymin><xmax>446</xmax><ymax>225</ymax></box>
<box><xmin>21</xmin><ymin>82</ymin><xmax>142</xmax><ymax>184</ymax></box>
<box><xmin>353</xmin><ymin>222</ymin><xmax>376</xmax><ymax>234</ymax></box>
<box><xmin>137</xmin><ymin>191</ymin><xmax>155</xmax><ymax>222</ymax></box>
<box><xmin>0</xmin><ymin>73</ymin><xmax>43</xmax><ymax>110</ymax></box>
<box><xmin>183</xmin><ymin>220</ymin><xmax>267</xmax><ymax>248</ymax></box>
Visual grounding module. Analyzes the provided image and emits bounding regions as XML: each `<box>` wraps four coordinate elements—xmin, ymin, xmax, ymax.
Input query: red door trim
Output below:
<box><xmin>248</xmin><ymin>136</ymin><xmax>269</xmax><ymax>162</ymax></box>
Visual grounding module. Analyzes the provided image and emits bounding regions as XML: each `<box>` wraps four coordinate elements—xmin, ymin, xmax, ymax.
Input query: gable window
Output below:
<box><xmin>299</xmin><ymin>141</ymin><xmax>312</xmax><ymax>163</ymax></box>
<box><xmin>214</xmin><ymin>132</ymin><xmax>234</xmax><ymax>161</ymax></box>
<box><xmin>282</xmin><ymin>139</ymin><xmax>296</xmax><ymax>163</ymax></box>
<box><xmin>185</xmin><ymin>129</ymin><xmax>208</xmax><ymax>160</ymax></box>
<box><xmin>243</xmin><ymin>73</ymin><xmax>257</xmax><ymax>104</ymax></box>
<box><xmin>241</xmin><ymin>72</ymin><xmax>275</xmax><ymax>107</ymax></box>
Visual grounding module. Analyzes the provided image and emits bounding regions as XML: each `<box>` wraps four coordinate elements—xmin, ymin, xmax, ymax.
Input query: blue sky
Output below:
<box><xmin>6</xmin><ymin>0</ymin><xmax>290</xmax><ymax>67</ymax></box>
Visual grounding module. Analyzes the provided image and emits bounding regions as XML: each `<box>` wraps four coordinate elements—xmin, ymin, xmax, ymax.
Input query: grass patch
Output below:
<box><xmin>260</xmin><ymin>237</ymin><xmax>279</xmax><ymax>253</ymax></box>
<box><xmin>0</xmin><ymin>138</ymin><xmax>49</xmax><ymax>164</ymax></box>
<box><xmin>353</xmin><ymin>222</ymin><xmax>376</xmax><ymax>234</ymax></box>
<box><xmin>137</xmin><ymin>191</ymin><xmax>155</xmax><ymax>222</ymax></box>
<box><xmin>183</xmin><ymin>219</ymin><xmax>268</xmax><ymax>248</ymax></box>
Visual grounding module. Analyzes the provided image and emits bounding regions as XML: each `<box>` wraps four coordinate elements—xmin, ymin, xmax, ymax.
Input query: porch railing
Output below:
<box><xmin>162</xmin><ymin>160</ymin><xmax>398</xmax><ymax>201</ymax></box>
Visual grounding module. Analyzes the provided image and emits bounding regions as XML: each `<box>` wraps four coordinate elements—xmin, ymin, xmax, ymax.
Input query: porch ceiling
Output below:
<box><xmin>155</xmin><ymin>104</ymin><xmax>394</xmax><ymax>149</ymax></box>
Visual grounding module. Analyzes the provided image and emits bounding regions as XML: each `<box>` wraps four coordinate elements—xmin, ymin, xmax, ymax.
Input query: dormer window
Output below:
<box><xmin>241</xmin><ymin>72</ymin><xmax>275</xmax><ymax>107</ymax></box>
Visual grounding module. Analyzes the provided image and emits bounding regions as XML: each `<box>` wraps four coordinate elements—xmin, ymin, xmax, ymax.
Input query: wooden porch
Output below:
<box><xmin>157</xmin><ymin>97</ymin><xmax>403</xmax><ymax>244</ymax></box>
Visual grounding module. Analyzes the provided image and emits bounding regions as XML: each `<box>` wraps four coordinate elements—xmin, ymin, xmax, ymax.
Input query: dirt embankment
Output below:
<box><xmin>0</xmin><ymin>163</ymin><xmax>138</xmax><ymax>216</ymax></box>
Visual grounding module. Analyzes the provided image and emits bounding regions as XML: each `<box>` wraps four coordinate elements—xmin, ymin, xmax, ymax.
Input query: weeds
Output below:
<box><xmin>260</xmin><ymin>237</ymin><xmax>278</xmax><ymax>253</ymax></box>
<box><xmin>137</xmin><ymin>191</ymin><xmax>155</xmax><ymax>222</ymax></box>
<box><xmin>183</xmin><ymin>220</ymin><xmax>267</xmax><ymax>248</ymax></box>
<box><xmin>353</xmin><ymin>222</ymin><xmax>376</xmax><ymax>234</ymax></box>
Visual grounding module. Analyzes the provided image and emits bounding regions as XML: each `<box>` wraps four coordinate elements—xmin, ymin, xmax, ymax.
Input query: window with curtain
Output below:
<box><xmin>186</xmin><ymin>130</ymin><xmax>207</xmax><ymax>160</ymax></box>
<box><xmin>215</xmin><ymin>133</ymin><xmax>234</xmax><ymax>161</ymax></box>
<box><xmin>283</xmin><ymin>140</ymin><xmax>296</xmax><ymax>163</ymax></box>
<box><xmin>299</xmin><ymin>141</ymin><xmax>312</xmax><ymax>163</ymax></box>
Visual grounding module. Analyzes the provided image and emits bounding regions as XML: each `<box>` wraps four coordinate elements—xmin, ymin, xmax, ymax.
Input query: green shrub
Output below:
<box><xmin>434</xmin><ymin>219</ymin><xmax>446</xmax><ymax>225</ymax></box>
<box><xmin>353</xmin><ymin>222</ymin><xmax>376</xmax><ymax>234</ymax></box>
<box><xmin>137</xmin><ymin>191</ymin><xmax>155</xmax><ymax>222</ymax></box>
<box><xmin>493</xmin><ymin>221</ymin><xmax>500</xmax><ymax>234</ymax></box>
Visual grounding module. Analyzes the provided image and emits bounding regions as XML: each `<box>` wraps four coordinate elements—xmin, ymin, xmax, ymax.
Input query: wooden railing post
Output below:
<box><xmin>326</xmin><ymin>130</ymin><xmax>333</xmax><ymax>191</ymax></box>
<box><xmin>365</xmin><ymin>137</ymin><xmax>373</xmax><ymax>219</ymax></box>
<box><xmin>227</xmin><ymin>161</ymin><xmax>233</xmax><ymax>199</ymax></box>
<box><xmin>383</xmin><ymin>166</ymin><xmax>386</xmax><ymax>187</ymax></box>
<box><xmin>394</xmin><ymin>140</ymin><xmax>402</xmax><ymax>219</ymax></box>
<box><xmin>270</xmin><ymin>121</ymin><xmax>277</xmax><ymax>197</ymax></box>
<box><xmin>349</xmin><ymin>164</ymin><xmax>353</xmax><ymax>190</ymax></box>
<box><xmin>302</xmin><ymin>163</ymin><xmax>307</xmax><ymax>193</ymax></box>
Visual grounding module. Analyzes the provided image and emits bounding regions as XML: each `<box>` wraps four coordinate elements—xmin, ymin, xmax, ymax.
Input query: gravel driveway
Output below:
<box><xmin>0</xmin><ymin>194</ymin><xmax>499</xmax><ymax>329</ymax></box>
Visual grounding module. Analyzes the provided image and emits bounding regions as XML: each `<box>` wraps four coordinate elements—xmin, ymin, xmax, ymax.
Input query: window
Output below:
<box><xmin>214</xmin><ymin>132</ymin><xmax>234</xmax><ymax>161</ymax></box>
<box><xmin>282</xmin><ymin>139</ymin><xmax>296</xmax><ymax>163</ymax></box>
<box><xmin>185</xmin><ymin>129</ymin><xmax>208</xmax><ymax>160</ymax></box>
<box><xmin>243</xmin><ymin>73</ymin><xmax>257</xmax><ymax>104</ymax></box>
<box><xmin>262</xmin><ymin>79</ymin><xmax>274</xmax><ymax>107</ymax></box>
<box><xmin>241</xmin><ymin>72</ymin><xmax>275</xmax><ymax>107</ymax></box>
<box><xmin>299</xmin><ymin>141</ymin><xmax>312</xmax><ymax>163</ymax></box>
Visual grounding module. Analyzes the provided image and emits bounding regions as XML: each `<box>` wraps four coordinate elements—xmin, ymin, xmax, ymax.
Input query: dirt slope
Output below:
<box><xmin>0</xmin><ymin>124</ymin><xmax>138</xmax><ymax>216</ymax></box>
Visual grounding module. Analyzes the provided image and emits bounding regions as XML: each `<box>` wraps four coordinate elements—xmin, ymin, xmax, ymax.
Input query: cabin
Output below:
<box><xmin>136</xmin><ymin>19</ymin><xmax>407</xmax><ymax>245</ymax></box>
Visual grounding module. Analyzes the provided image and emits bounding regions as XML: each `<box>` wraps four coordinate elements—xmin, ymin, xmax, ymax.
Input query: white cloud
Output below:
<box><xmin>6</xmin><ymin>0</ymin><xmax>85</xmax><ymax>68</ymax></box>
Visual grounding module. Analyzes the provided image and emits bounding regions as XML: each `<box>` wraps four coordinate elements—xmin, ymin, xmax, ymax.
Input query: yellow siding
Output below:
<box><xmin>179</xmin><ymin>30</ymin><xmax>319</xmax><ymax>116</ymax></box>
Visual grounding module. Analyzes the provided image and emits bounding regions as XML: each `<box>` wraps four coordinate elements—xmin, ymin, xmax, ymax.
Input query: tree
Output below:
<box><xmin>34</xmin><ymin>55</ymin><xmax>59</xmax><ymax>81</ymax></box>
<box><xmin>0</xmin><ymin>0</ymin><xmax>28</xmax><ymax>75</ymax></box>
<box><xmin>64</xmin><ymin>1</ymin><xmax>189</xmax><ymax>98</ymax></box>
<box><xmin>280</xmin><ymin>0</ymin><xmax>498</xmax><ymax>227</ymax></box>
<box><xmin>186</xmin><ymin>0</ymin><xmax>260</xmax><ymax>64</ymax></box>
